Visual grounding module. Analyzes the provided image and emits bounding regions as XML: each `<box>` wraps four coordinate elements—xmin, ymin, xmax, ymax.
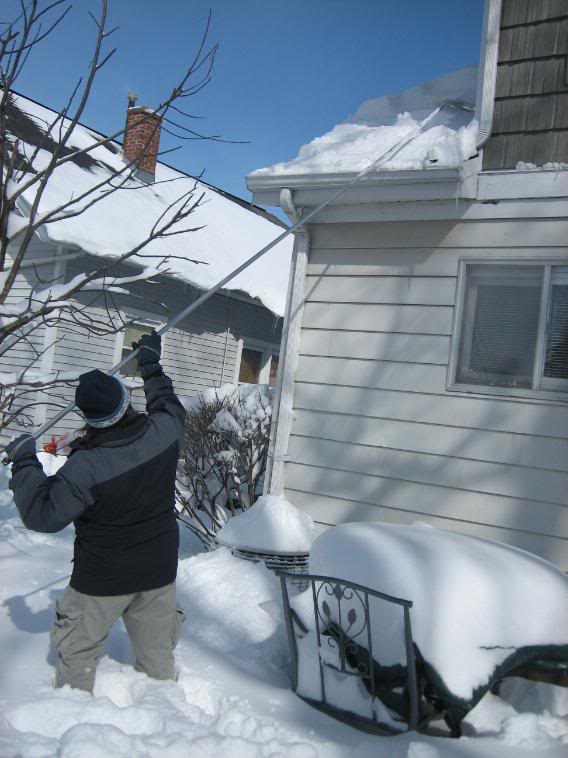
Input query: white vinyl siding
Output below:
<box><xmin>0</xmin><ymin>239</ymin><xmax>59</xmax><ymax>442</ymax></box>
<box><xmin>0</xmin><ymin>239</ymin><xmax>55</xmax><ymax>371</ymax></box>
<box><xmin>281</xmin><ymin>218</ymin><xmax>568</xmax><ymax>568</ymax></box>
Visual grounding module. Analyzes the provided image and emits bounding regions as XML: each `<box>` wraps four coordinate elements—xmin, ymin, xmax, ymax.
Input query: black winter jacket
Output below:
<box><xmin>9</xmin><ymin>366</ymin><xmax>186</xmax><ymax>596</ymax></box>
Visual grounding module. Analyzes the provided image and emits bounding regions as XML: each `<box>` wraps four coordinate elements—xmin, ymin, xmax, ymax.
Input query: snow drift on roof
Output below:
<box><xmin>7</xmin><ymin>93</ymin><xmax>292</xmax><ymax>316</ymax></box>
<box><xmin>253</xmin><ymin>66</ymin><xmax>479</xmax><ymax>176</ymax></box>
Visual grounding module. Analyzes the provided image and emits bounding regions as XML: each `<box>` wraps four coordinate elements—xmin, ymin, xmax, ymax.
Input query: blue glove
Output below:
<box><xmin>132</xmin><ymin>330</ymin><xmax>161</xmax><ymax>367</ymax></box>
<box><xmin>5</xmin><ymin>434</ymin><xmax>37</xmax><ymax>464</ymax></box>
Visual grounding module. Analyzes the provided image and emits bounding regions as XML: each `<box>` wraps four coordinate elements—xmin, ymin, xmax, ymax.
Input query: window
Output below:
<box><xmin>451</xmin><ymin>262</ymin><xmax>568</xmax><ymax>396</ymax></box>
<box><xmin>238</xmin><ymin>348</ymin><xmax>263</xmax><ymax>383</ymax></box>
<box><xmin>237</xmin><ymin>342</ymin><xmax>279</xmax><ymax>386</ymax></box>
<box><xmin>119</xmin><ymin>323</ymin><xmax>157</xmax><ymax>378</ymax></box>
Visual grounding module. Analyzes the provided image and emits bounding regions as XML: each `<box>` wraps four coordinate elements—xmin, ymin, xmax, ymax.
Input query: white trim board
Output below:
<box><xmin>478</xmin><ymin>170</ymin><xmax>568</xmax><ymax>201</ymax></box>
<box><xmin>302</xmin><ymin>197</ymin><xmax>568</xmax><ymax>224</ymax></box>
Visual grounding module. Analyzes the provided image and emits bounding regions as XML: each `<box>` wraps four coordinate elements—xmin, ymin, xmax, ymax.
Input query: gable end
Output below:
<box><xmin>482</xmin><ymin>0</ymin><xmax>568</xmax><ymax>169</ymax></box>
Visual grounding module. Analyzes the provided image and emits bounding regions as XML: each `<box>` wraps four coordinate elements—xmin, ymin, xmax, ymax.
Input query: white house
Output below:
<box><xmin>2</xmin><ymin>91</ymin><xmax>293</xmax><ymax>442</ymax></box>
<box><xmin>247</xmin><ymin>0</ymin><xmax>568</xmax><ymax>568</ymax></box>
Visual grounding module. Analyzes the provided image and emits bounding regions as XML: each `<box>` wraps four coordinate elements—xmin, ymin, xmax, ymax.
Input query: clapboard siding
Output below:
<box><xmin>304</xmin><ymin>275</ymin><xmax>457</xmax><ymax>306</ymax></box>
<box><xmin>293</xmin><ymin>382</ymin><xmax>568</xmax><ymax>438</ymax></box>
<box><xmin>296</xmin><ymin>356</ymin><xmax>448</xmax><ymax>393</ymax></box>
<box><xmin>287</xmin><ymin>435</ymin><xmax>568</xmax><ymax>506</ymax></box>
<box><xmin>47</xmin><ymin>312</ymin><xmax>119</xmax><ymax>440</ymax></box>
<box><xmin>281</xmin><ymin>218</ymin><xmax>568</xmax><ymax>567</ymax></box>
<box><xmin>1</xmin><ymin>240</ymin><xmax>56</xmax><ymax>365</ymax></box>
<box><xmin>285</xmin><ymin>487</ymin><xmax>568</xmax><ymax>568</ymax></box>
<box><xmin>307</xmin><ymin>247</ymin><xmax>568</xmax><ymax>277</ymax></box>
<box><xmin>309</xmin><ymin>219</ymin><xmax>567</xmax><ymax>250</ymax></box>
<box><xmin>301</xmin><ymin>330</ymin><xmax>451</xmax><ymax>364</ymax></box>
<box><xmin>283</xmin><ymin>461</ymin><xmax>568</xmax><ymax>537</ymax></box>
<box><xmin>302</xmin><ymin>303</ymin><xmax>454</xmax><ymax>335</ymax></box>
<box><xmin>292</xmin><ymin>408</ymin><xmax>568</xmax><ymax>473</ymax></box>
<box><xmin>0</xmin><ymin>240</ymin><xmax>60</xmax><ymax>440</ymax></box>
<box><xmin>162</xmin><ymin>326</ymin><xmax>239</xmax><ymax>395</ymax></box>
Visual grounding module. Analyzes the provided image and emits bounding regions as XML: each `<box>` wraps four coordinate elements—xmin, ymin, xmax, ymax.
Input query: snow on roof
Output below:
<box><xmin>253</xmin><ymin>66</ymin><xmax>479</xmax><ymax>176</ymax></box>
<box><xmin>7</xmin><ymin>93</ymin><xmax>292</xmax><ymax>316</ymax></box>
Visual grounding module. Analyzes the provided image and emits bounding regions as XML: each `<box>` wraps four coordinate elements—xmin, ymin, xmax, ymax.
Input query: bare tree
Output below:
<box><xmin>0</xmin><ymin>0</ymin><xmax>225</xmax><ymax>432</ymax></box>
<box><xmin>176</xmin><ymin>385</ymin><xmax>272</xmax><ymax>550</ymax></box>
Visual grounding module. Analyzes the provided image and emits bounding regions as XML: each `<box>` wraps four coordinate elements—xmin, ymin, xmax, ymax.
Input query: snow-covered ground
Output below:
<box><xmin>1</xmin><ymin>461</ymin><xmax>567</xmax><ymax>757</ymax></box>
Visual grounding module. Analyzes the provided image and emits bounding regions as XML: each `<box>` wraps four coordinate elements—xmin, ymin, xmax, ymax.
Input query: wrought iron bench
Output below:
<box><xmin>278</xmin><ymin>571</ymin><xmax>425</xmax><ymax>735</ymax></box>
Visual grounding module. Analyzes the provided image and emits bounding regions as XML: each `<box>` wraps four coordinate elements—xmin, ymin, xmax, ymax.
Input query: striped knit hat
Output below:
<box><xmin>75</xmin><ymin>370</ymin><xmax>131</xmax><ymax>429</ymax></box>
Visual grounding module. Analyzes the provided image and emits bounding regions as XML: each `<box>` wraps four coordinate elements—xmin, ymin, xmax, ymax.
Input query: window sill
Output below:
<box><xmin>446</xmin><ymin>382</ymin><xmax>568</xmax><ymax>404</ymax></box>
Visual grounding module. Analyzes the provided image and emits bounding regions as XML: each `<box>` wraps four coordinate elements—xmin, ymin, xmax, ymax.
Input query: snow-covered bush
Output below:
<box><xmin>176</xmin><ymin>384</ymin><xmax>272</xmax><ymax>549</ymax></box>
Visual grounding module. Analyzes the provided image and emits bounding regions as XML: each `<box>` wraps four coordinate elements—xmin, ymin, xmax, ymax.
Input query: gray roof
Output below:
<box><xmin>482</xmin><ymin>0</ymin><xmax>568</xmax><ymax>169</ymax></box>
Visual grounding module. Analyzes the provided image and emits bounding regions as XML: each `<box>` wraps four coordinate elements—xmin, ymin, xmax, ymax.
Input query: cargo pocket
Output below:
<box><xmin>50</xmin><ymin>602</ymin><xmax>84</xmax><ymax>651</ymax></box>
<box><xmin>171</xmin><ymin>608</ymin><xmax>185</xmax><ymax>649</ymax></box>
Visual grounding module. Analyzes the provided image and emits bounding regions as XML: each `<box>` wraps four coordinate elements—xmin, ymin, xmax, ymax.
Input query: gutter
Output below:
<box><xmin>475</xmin><ymin>0</ymin><xmax>502</xmax><ymax>148</ymax></box>
<box><xmin>247</xmin><ymin>168</ymin><xmax>462</xmax><ymax>208</ymax></box>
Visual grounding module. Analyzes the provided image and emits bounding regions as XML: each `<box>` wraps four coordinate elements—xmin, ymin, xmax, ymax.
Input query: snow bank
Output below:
<box><xmin>9</xmin><ymin>93</ymin><xmax>292</xmax><ymax>316</ymax></box>
<box><xmin>216</xmin><ymin>495</ymin><xmax>315</xmax><ymax>554</ymax></box>
<box><xmin>253</xmin><ymin>67</ymin><xmax>479</xmax><ymax>175</ymax></box>
<box><xmin>463</xmin><ymin>679</ymin><xmax>568</xmax><ymax>749</ymax></box>
<box><xmin>303</xmin><ymin>523</ymin><xmax>568</xmax><ymax>701</ymax></box>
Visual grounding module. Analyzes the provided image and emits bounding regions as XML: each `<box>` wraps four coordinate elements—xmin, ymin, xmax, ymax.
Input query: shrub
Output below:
<box><xmin>176</xmin><ymin>384</ymin><xmax>272</xmax><ymax>549</ymax></box>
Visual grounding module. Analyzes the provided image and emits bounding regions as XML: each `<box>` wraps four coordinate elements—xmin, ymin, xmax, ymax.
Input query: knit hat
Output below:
<box><xmin>75</xmin><ymin>370</ymin><xmax>131</xmax><ymax>429</ymax></box>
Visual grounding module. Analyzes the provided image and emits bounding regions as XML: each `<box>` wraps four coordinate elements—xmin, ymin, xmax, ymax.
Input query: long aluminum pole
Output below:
<box><xmin>5</xmin><ymin>104</ymin><xmax>445</xmax><ymax>450</ymax></box>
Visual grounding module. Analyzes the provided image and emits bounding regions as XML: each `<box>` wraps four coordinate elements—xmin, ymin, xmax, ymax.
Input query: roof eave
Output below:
<box><xmin>246</xmin><ymin>167</ymin><xmax>462</xmax><ymax>208</ymax></box>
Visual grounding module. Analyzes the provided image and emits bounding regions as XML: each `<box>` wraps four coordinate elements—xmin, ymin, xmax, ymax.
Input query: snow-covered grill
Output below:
<box><xmin>224</xmin><ymin>545</ymin><xmax>310</xmax><ymax>591</ymax></box>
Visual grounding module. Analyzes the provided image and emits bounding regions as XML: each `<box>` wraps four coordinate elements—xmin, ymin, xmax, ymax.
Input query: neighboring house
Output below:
<box><xmin>3</xmin><ymin>91</ymin><xmax>292</xmax><ymax>443</ymax></box>
<box><xmin>247</xmin><ymin>0</ymin><xmax>568</xmax><ymax>568</ymax></box>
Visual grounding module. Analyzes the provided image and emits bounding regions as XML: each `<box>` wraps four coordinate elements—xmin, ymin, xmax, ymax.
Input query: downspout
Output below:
<box><xmin>265</xmin><ymin>189</ymin><xmax>309</xmax><ymax>497</ymax></box>
<box><xmin>475</xmin><ymin>0</ymin><xmax>502</xmax><ymax>149</ymax></box>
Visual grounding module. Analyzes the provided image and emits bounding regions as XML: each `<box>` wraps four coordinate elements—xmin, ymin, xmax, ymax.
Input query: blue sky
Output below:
<box><xmin>10</xmin><ymin>0</ymin><xmax>484</xmax><ymax>201</ymax></box>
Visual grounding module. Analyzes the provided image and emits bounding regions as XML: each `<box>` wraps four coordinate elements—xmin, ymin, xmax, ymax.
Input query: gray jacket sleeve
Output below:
<box><xmin>143</xmin><ymin>364</ymin><xmax>186</xmax><ymax>443</ymax></box>
<box><xmin>9</xmin><ymin>452</ymin><xmax>96</xmax><ymax>533</ymax></box>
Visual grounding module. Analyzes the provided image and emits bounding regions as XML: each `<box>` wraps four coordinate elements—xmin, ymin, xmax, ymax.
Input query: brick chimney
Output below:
<box><xmin>123</xmin><ymin>94</ymin><xmax>161</xmax><ymax>180</ymax></box>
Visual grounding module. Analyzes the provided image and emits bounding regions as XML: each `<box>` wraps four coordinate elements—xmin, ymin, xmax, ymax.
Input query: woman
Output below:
<box><xmin>6</xmin><ymin>331</ymin><xmax>186</xmax><ymax>692</ymax></box>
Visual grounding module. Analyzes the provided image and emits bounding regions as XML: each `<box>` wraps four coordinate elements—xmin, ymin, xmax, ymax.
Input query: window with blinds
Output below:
<box><xmin>543</xmin><ymin>268</ymin><xmax>568</xmax><ymax>385</ymax></box>
<box><xmin>454</xmin><ymin>263</ymin><xmax>568</xmax><ymax>395</ymax></box>
<box><xmin>120</xmin><ymin>324</ymin><xmax>153</xmax><ymax>378</ymax></box>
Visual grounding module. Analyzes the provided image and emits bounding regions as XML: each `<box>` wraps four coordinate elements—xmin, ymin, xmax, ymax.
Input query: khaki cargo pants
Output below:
<box><xmin>50</xmin><ymin>582</ymin><xmax>185</xmax><ymax>692</ymax></box>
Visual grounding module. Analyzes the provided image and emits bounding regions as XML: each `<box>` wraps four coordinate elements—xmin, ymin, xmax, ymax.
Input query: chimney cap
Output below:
<box><xmin>127</xmin><ymin>91</ymin><xmax>138</xmax><ymax>108</ymax></box>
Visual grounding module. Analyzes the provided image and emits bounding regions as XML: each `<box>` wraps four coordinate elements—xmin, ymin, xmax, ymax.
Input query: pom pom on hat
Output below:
<box><xmin>75</xmin><ymin>370</ymin><xmax>130</xmax><ymax>428</ymax></box>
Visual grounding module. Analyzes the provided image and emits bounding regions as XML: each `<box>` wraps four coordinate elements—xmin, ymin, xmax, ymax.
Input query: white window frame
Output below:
<box><xmin>235</xmin><ymin>338</ymin><xmax>279</xmax><ymax>385</ymax></box>
<box><xmin>448</xmin><ymin>257</ymin><xmax>568</xmax><ymax>402</ymax></box>
<box><xmin>113</xmin><ymin>311</ymin><xmax>166</xmax><ymax>384</ymax></box>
